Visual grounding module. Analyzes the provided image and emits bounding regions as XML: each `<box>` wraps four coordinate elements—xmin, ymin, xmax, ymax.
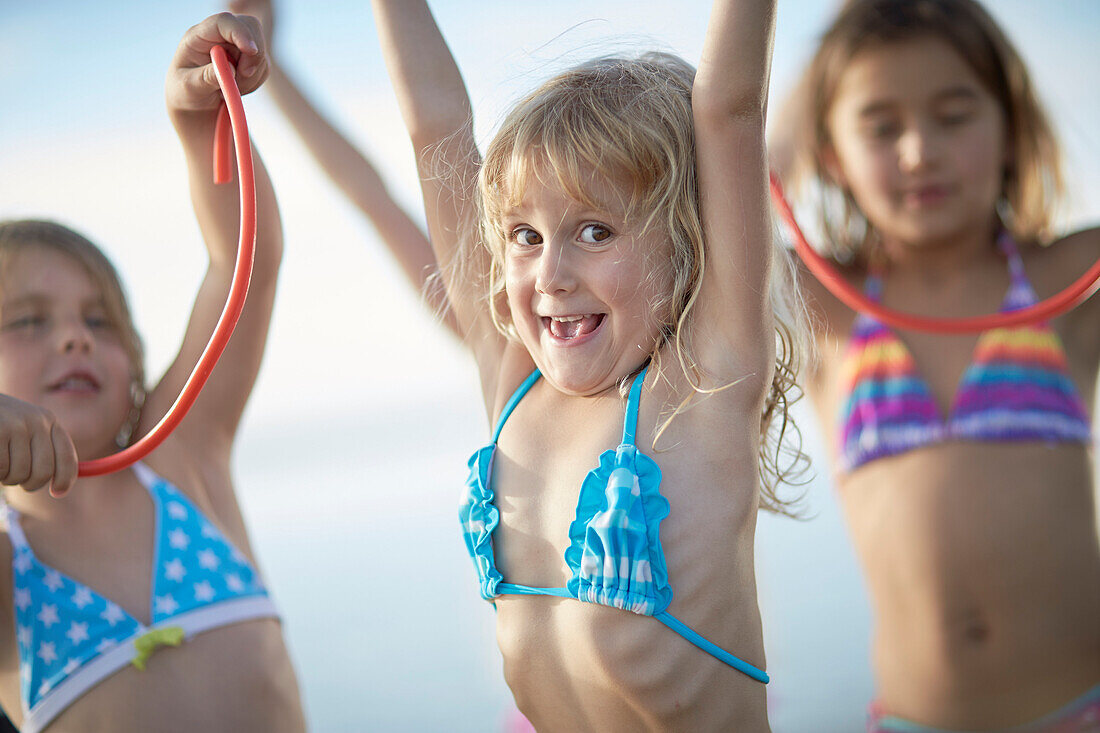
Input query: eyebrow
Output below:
<box><xmin>0</xmin><ymin>294</ymin><xmax>48</xmax><ymax>309</ymax></box>
<box><xmin>1</xmin><ymin>293</ymin><xmax>108</xmax><ymax>310</ymax></box>
<box><xmin>857</xmin><ymin>85</ymin><xmax>980</xmax><ymax>117</ymax></box>
<box><xmin>932</xmin><ymin>86</ymin><xmax>980</xmax><ymax>104</ymax></box>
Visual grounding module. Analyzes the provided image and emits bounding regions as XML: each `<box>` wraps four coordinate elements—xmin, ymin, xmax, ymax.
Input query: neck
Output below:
<box><xmin>876</xmin><ymin>219</ymin><xmax>1001</xmax><ymax>278</ymax></box>
<box><xmin>4</xmin><ymin>469</ymin><xmax>131</xmax><ymax>523</ymax></box>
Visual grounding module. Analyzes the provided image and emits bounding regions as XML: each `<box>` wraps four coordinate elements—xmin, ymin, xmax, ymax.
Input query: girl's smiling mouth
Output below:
<box><xmin>543</xmin><ymin>313</ymin><xmax>605</xmax><ymax>343</ymax></box>
<box><xmin>47</xmin><ymin>369</ymin><xmax>102</xmax><ymax>394</ymax></box>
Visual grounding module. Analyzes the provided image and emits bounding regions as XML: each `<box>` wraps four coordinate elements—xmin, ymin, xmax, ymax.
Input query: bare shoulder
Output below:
<box><xmin>484</xmin><ymin>341</ymin><xmax>538</xmax><ymax>424</ymax></box>
<box><xmin>793</xmin><ymin>255</ymin><xmax>862</xmax><ymax>378</ymax></box>
<box><xmin>0</xmin><ymin>524</ymin><xmax>17</xmax><ymax>727</ymax></box>
<box><xmin>1027</xmin><ymin>226</ymin><xmax>1100</xmax><ymax>371</ymax></box>
<box><xmin>1027</xmin><ymin>226</ymin><xmax>1100</xmax><ymax>320</ymax></box>
<box><xmin>140</xmin><ymin>436</ymin><xmax>252</xmax><ymax>554</ymax></box>
<box><xmin>1026</xmin><ymin>226</ymin><xmax>1100</xmax><ymax>284</ymax></box>
<box><xmin>794</xmin><ymin>256</ymin><xmax>861</xmax><ymax>334</ymax></box>
<box><xmin>0</xmin><ymin>524</ymin><xmax>14</xmax><ymax>655</ymax></box>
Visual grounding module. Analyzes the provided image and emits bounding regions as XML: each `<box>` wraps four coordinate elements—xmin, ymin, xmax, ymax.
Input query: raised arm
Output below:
<box><xmin>691</xmin><ymin>0</ymin><xmax>777</xmax><ymax>385</ymax></box>
<box><xmin>767</xmin><ymin>0</ymin><xmax>851</xmax><ymax>183</ymax></box>
<box><xmin>229</xmin><ymin>0</ymin><xmax>456</xmax><ymax>335</ymax></box>
<box><xmin>371</xmin><ymin>0</ymin><xmax>501</xmax><ymax>358</ymax></box>
<box><xmin>150</xmin><ymin>13</ymin><xmax>280</xmax><ymax>464</ymax></box>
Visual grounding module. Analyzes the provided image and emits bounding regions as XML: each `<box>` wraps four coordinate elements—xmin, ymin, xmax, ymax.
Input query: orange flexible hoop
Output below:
<box><xmin>78</xmin><ymin>45</ymin><xmax>255</xmax><ymax>476</ymax></box>
<box><xmin>770</xmin><ymin>174</ymin><xmax>1100</xmax><ymax>333</ymax></box>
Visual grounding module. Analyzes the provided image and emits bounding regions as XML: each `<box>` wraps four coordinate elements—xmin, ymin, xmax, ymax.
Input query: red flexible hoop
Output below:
<box><xmin>78</xmin><ymin>45</ymin><xmax>255</xmax><ymax>476</ymax></box>
<box><xmin>769</xmin><ymin>173</ymin><xmax>1100</xmax><ymax>333</ymax></box>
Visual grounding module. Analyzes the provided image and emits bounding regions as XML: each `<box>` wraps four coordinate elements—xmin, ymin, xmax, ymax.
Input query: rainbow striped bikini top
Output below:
<box><xmin>837</xmin><ymin>233</ymin><xmax>1092</xmax><ymax>472</ymax></box>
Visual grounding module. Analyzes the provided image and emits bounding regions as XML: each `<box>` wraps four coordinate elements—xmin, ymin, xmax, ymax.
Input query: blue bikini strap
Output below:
<box><xmin>492</xmin><ymin>369</ymin><xmax>542</xmax><ymax>444</ymax></box>
<box><xmin>497</xmin><ymin>582</ymin><xmax>572</xmax><ymax>598</ymax></box>
<box><xmin>654</xmin><ymin>611</ymin><xmax>770</xmax><ymax>683</ymax></box>
<box><xmin>621</xmin><ymin>365</ymin><xmax>649</xmax><ymax>446</ymax></box>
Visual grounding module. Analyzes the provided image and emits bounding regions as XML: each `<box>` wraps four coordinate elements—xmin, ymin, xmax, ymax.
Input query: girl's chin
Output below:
<box><xmin>537</xmin><ymin>363</ymin><xmax>625</xmax><ymax>397</ymax></box>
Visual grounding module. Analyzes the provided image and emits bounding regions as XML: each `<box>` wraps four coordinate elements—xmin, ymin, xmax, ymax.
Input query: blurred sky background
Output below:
<box><xmin>1</xmin><ymin>1</ymin><xmax>1097</xmax><ymax>731</ymax></box>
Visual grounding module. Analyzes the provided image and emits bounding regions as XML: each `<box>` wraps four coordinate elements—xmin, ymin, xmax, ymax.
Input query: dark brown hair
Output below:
<box><xmin>790</xmin><ymin>0</ymin><xmax>1063</xmax><ymax>259</ymax></box>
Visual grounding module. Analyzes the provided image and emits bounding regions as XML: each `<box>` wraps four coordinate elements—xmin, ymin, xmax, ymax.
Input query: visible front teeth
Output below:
<box><xmin>56</xmin><ymin>378</ymin><xmax>95</xmax><ymax>390</ymax></box>
<box><xmin>546</xmin><ymin>313</ymin><xmax>603</xmax><ymax>340</ymax></box>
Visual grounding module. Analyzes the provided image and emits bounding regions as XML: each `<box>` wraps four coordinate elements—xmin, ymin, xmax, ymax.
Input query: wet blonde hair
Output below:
<box><xmin>0</xmin><ymin>219</ymin><xmax>145</xmax><ymax>391</ymax></box>
<box><xmin>789</xmin><ymin>0</ymin><xmax>1064</xmax><ymax>261</ymax></box>
<box><xmin>477</xmin><ymin>53</ymin><xmax>808</xmax><ymax>513</ymax></box>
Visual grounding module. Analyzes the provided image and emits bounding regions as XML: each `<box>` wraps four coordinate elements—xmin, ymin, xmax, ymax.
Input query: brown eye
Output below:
<box><xmin>865</xmin><ymin>119</ymin><xmax>900</xmax><ymax>140</ymax></box>
<box><xmin>512</xmin><ymin>228</ymin><xmax>543</xmax><ymax>246</ymax></box>
<box><xmin>579</xmin><ymin>224</ymin><xmax>612</xmax><ymax>244</ymax></box>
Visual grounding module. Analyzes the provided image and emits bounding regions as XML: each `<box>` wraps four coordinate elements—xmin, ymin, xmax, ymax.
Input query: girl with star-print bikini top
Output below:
<box><xmin>0</xmin><ymin>462</ymin><xmax>276</xmax><ymax>733</ymax></box>
<box><xmin>836</xmin><ymin>231</ymin><xmax>1092</xmax><ymax>472</ymax></box>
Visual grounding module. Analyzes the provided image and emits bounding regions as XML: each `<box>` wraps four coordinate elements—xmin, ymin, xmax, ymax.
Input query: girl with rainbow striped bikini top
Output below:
<box><xmin>837</xmin><ymin>231</ymin><xmax>1092</xmax><ymax>472</ymax></box>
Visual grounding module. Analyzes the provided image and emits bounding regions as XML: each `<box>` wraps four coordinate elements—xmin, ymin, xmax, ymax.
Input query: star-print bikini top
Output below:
<box><xmin>1</xmin><ymin>462</ymin><xmax>278</xmax><ymax>733</ymax></box>
<box><xmin>460</xmin><ymin>365</ymin><xmax>769</xmax><ymax>684</ymax></box>
<box><xmin>837</xmin><ymin>232</ymin><xmax>1092</xmax><ymax>472</ymax></box>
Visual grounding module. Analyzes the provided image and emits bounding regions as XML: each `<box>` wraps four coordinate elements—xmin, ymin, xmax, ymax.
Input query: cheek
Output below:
<box><xmin>0</xmin><ymin>344</ymin><xmax>41</xmax><ymax>393</ymax></box>
<box><xmin>837</xmin><ymin>141</ymin><xmax>893</xmax><ymax>193</ymax></box>
<box><xmin>962</xmin><ymin>131</ymin><xmax>1006</xmax><ymax>185</ymax></box>
<box><xmin>101</xmin><ymin>344</ymin><xmax>136</xmax><ymax>394</ymax></box>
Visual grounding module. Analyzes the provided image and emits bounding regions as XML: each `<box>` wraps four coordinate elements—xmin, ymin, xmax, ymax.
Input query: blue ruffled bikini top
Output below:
<box><xmin>459</xmin><ymin>366</ymin><xmax>769</xmax><ymax>683</ymax></box>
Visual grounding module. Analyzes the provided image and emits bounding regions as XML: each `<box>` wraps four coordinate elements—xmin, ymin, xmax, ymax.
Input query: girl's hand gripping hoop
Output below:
<box><xmin>77</xmin><ymin>45</ymin><xmax>255</xmax><ymax>476</ymax></box>
<box><xmin>770</xmin><ymin>174</ymin><xmax>1100</xmax><ymax>333</ymax></box>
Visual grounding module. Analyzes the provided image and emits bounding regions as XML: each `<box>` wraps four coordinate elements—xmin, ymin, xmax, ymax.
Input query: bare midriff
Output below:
<box><xmin>12</xmin><ymin>619</ymin><xmax>305</xmax><ymax>733</ymax></box>
<box><xmin>837</xmin><ymin>441</ymin><xmax>1100</xmax><ymax>729</ymax></box>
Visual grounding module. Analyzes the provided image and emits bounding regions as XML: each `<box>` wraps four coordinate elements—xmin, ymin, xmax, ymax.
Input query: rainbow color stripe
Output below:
<box><xmin>837</xmin><ymin>236</ymin><xmax>1091</xmax><ymax>472</ymax></box>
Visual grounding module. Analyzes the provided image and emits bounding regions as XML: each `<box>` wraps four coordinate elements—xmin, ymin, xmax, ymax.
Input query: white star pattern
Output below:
<box><xmin>167</xmin><ymin>501</ymin><xmax>188</xmax><ymax>520</ymax></box>
<box><xmin>20</xmin><ymin>663</ymin><xmax>31</xmax><ymax>684</ymax></box>
<box><xmin>13</xmin><ymin>553</ymin><xmax>32</xmax><ymax>574</ymax></box>
<box><xmin>101</xmin><ymin>603</ymin><xmax>125</xmax><ymax>627</ymax></box>
<box><xmin>43</xmin><ymin>570</ymin><xmax>64</xmax><ymax>593</ymax></box>
<box><xmin>224</xmin><ymin>573</ymin><xmax>244</xmax><ymax>593</ymax></box>
<box><xmin>38</xmin><ymin>679</ymin><xmax>52</xmax><ymax>697</ymax></box>
<box><xmin>201</xmin><ymin>523</ymin><xmax>219</xmax><ymax>540</ymax></box>
<box><xmin>17</xmin><ymin>626</ymin><xmax>31</xmax><ymax>647</ymax></box>
<box><xmin>197</xmin><ymin>549</ymin><xmax>219</xmax><ymax>571</ymax></box>
<box><xmin>63</xmin><ymin>658</ymin><xmax>81</xmax><ymax>675</ymax></box>
<box><xmin>37</xmin><ymin>604</ymin><xmax>60</xmax><ymax>628</ymax></box>
<box><xmin>14</xmin><ymin>588</ymin><xmax>31</xmax><ymax>610</ymax></box>
<box><xmin>164</xmin><ymin>558</ymin><xmax>186</xmax><ymax>583</ymax></box>
<box><xmin>71</xmin><ymin>587</ymin><xmax>93</xmax><ymax>609</ymax></box>
<box><xmin>95</xmin><ymin>639</ymin><xmax>117</xmax><ymax>654</ymax></box>
<box><xmin>154</xmin><ymin>594</ymin><xmax>179</xmax><ymax>616</ymax></box>
<box><xmin>193</xmin><ymin>581</ymin><xmax>215</xmax><ymax>602</ymax></box>
<box><xmin>168</xmin><ymin>528</ymin><xmax>190</xmax><ymax>550</ymax></box>
<box><xmin>37</xmin><ymin>641</ymin><xmax>57</xmax><ymax>664</ymax></box>
<box><xmin>65</xmin><ymin>622</ymin><xmax>89</xmax><ymax>645</ymax></box>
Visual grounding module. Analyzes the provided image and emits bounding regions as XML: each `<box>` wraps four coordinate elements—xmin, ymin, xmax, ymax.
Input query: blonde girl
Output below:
<box><xmin>373</xmin><ymin>0</ymin><xmax>802</xmax><ymax>729</ymax></box>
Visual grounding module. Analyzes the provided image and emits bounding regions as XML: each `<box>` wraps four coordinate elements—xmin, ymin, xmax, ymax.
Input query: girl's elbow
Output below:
<box><xmin>692</xmin><ymin>82</ymin><xmax>767</xmax><ymax>130</ymax></box>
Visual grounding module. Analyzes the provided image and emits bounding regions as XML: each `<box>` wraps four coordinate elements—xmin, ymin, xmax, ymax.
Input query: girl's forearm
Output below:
<box><xmin>169</xmin><ymin>109</ymin><xmax>282</xmax><ymax>281</ymax></box>
<box><xmin>371</xmin><ymin>0</ymin><xmax>473</xmax><ymax>149</ymax></box>
<box><xmin>695</xmin><ymin>0</ymin><xmax>776</xmax><ymax>120</ymax></box>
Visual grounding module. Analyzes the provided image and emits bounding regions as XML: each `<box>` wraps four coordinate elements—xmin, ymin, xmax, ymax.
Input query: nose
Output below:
<box><xmin>57</xmin><ymin>317</ymin><xmax>94</xmax><ymax>355</ymax></box>
<box><xmin>898</xmin><ymin>121</ymin><xmax>940</xmax><ymax>173</ymax></box>
<box><xmin>535</xmin><ymin>238</ymin><xmax>577</xmax><ymax>295</ymax></box>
